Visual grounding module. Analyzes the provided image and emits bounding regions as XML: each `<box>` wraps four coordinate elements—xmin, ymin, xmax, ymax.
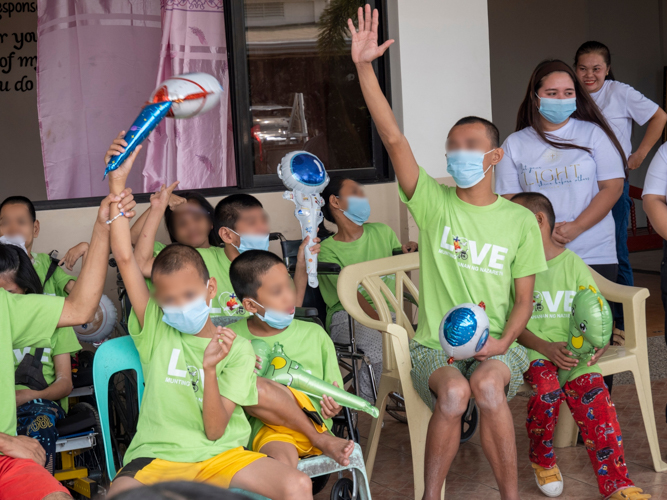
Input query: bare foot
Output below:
<box><xmin>313</xmin><ymin>433</ymin><xmax>354</xmax><ymax>466</ymax></box>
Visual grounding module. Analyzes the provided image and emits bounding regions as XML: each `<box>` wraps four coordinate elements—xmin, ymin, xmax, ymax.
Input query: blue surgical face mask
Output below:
<box><xmin>338</xmin><ymin>196</ymin><xmax>371</xmax><ymax>226</ymax></box>
<box><xmin>161</xmin><ymin>281</ymin><xmax>211</xmax><ymax>335</ymax></box>
<box><xmin>537</xmin><ymin>94</ymin><xmax>577</xmax><ymax>124</ymax></box>
<box><xmin>228</xmin><ymin>228</ymin><xmax>270</xmax><ymax>253</ymax></box>
<box><xmin>446</xmin><ymin>149</ymin><xmax>495</xmax><ymax>189</ymax></box>
<box><xmin>251</xmin><ymin>299</ymin><xmax>294</xmax><ymax>330</ymax></box>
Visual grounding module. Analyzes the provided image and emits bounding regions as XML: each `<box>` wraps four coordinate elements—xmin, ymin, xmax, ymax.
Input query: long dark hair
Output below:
<box><xmin>516</xmin><ymin>59</ymin><xmax>627</xmax><ymax>169</ymax></box>
<box><xmin>164</xmin><ymin>191</ymin><xmax>221</xmax><ymax>247</ymax></box>
<box><xmin>574</xmin><ymin>41</ymin><xmax>615</xmax><ymax>81</ymax></box>
<box><xmin>319</xmin><ymin>177</ymin><xmax>349</xmax><ymax>239</ymax></box>
<box><xmin>0</xmin><ymin>243</ymin><xmax>43</xmax><ymax>294</ymax></box>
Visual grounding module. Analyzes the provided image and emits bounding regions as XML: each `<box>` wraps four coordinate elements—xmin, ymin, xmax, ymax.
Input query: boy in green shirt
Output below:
<box><xmin>229</xmin><ymin>250</ymin><xmax>346</xmax><ymax>467</ymax></box>
<box><xmin>513</xmin><ymin>192</ymin><xmax>648</xmax><ymax>500</ymax></box>
<box><xmin>0</xmin><ymin>189</ymin><xmax>136</xmax><ymax>500</ymax></box>
<box><xmin>106</xmin><ymin>145</ymin><xmax>348</xmax><ymax>499</ymax></box>
<box><xmin>350</xmin><ymin>6</ymin><xmax>547</xmax><ymax>499</ymax></box>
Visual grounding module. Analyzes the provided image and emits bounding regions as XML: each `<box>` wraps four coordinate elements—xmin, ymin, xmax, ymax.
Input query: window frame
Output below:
<box><xmin>34</xmin><ymin>0</ymin><xmax>393</xmax><ymax>212</ymax></box>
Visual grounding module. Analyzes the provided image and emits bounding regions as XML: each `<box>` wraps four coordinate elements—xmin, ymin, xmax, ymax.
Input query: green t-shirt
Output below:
<box><xmin>123</xmin><ymin>299</ymin><xmax>258</xmax><ymax>465</ymax></box>
<box><xmin>399</xmin><ymin>168</ymin><xmax>547</xmax><ymax>350</ymax></box>
<box><xmin>0</xmin><ymin>290</ymin><xmax>63</xmax><ymax>435</ymax></box>
<box><xmin>152</xmin><ymin>243</ymin><xmax>250</xmax><ymax>327</ymax></box>
<box><xmin>526</xmin><ymin>249</ymin><xmax>600</xmax><ymax>381</ymax></box>
<box><xmin>33</xmin><ymin>252</ymin><xmax>76</xmax><ymax>297</ymax></box>
<box><xmin>229</xmin><ymin>318</ymin><xmax>344</xmax><ymax>437</ymax></box>
<box><xmin>319</xmin><ymin>223</ymin><xmax>401</xmax><ymax>330</ymax></box>
<box><xmin>13</xmin><ymin>327</ymin><xmax>81</xmax><ymax>411</ymax></box>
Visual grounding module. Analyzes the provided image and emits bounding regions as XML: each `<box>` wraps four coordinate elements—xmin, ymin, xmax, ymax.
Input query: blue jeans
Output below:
<box><xmin>612</xmin><ymin>179</ymin><xmax>633</xmax><ymax>330</ymax></box>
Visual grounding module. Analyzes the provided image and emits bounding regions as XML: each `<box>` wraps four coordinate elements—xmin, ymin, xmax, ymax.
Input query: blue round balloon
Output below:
<box><xmin>290</xmin><ymin>153</ymin><xmax>327</xmax><ymax>186</ymax></box>
<box><xmin>442</xmin><ymin>308</ymin><xmax>477</xmax><ymax>346</ymax></box>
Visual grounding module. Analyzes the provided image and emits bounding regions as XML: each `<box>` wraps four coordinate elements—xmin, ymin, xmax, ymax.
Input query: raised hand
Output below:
<box><xmin>149</xmin><ymin>181</ymin><xmax>181</xmax><ymax>211</ymax></box>
<box><xmin>97</xmin><ymin>189</ymin><xmax>136</xmax><ymax>227</ymax></box>
<box><xmin>105</xmin><ymin>131</ymin><xmax>143</xmax><ymax>190</ymax></box>
<box><xmin>348</xmin><ymin>4</ymin><xmax>394</xmax><ymax>65</ymax></box>
<box><xmin>203</xmin><ymin>327</ymin><xmax>237</xmax><ymax>370</ymax></box>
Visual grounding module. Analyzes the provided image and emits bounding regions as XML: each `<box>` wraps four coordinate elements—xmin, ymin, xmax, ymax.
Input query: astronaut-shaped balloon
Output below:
<box><xmin>278</xmin><ymin>151</ymin><xmax>330</xmax><ymax>287</ymax></box>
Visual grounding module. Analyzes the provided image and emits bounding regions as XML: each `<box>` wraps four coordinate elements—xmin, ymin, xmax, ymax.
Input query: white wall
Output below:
<box><xmin>388</xmin><ymin>0</ymin><xmax>493</xmax><ymax>179</ymax></box>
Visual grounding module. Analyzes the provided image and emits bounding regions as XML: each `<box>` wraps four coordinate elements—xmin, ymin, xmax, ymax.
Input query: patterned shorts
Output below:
<box><xmin>409</xmin><ymin>339</ymin><xmax>529</xmax><ymax>411</ymax></box>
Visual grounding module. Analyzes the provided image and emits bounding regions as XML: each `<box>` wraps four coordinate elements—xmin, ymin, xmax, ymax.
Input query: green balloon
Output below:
<box><xmin>558</xmin><ymin>285</ymin><xmax>612</xmax><ymax>386</ymax></box>
<box><xmin>251</xmin><ymin>339</ymin><xmax>379</xmax><ymax>419</ymax></box>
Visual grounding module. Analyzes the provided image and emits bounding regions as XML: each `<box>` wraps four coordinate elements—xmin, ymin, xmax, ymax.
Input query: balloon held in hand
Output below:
<box><xmin>439</xmin><ymin>303</ymin><xmax>490</xmax><ymax>363</ymax></box>
<box><xmin>278</xmin><ymin>151</ymin><xmax>330</xmax><ymax>288</ymax></box>
<box><xmin>103</xmin><ymin>72</ymin><xmax>223</xmax><ymax>179</ymax></box>
<box><xmin>557</xmin><ymin>285</ymin><xmax>612</xmax><ymax>386</ymax></box>
<box><xmin>252</xmin><ymin>339</ymin><xmax>379</xmax><ymax>419</ymax></box>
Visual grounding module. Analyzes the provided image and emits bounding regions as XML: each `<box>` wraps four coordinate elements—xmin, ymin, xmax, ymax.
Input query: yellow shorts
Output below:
<box><xmin>115</xmin><ymin>447</ymin><xmax>265</xmax><ymax>489</ymax></box>
<box><xmin>252</xmin><ymin>387</ymin><xmax>327</xmax><ymax>458</ymax></box>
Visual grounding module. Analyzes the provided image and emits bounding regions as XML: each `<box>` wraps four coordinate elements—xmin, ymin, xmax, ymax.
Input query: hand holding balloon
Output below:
<box><xmin>557</xmin><ymin>285</ymin><xmax>612</xmax><ymax>386</ymax></box>
<box><xmin>252</xmin><ymin>339</ymin><xmax>379</xmax><ymax>419</ymax></box>
<box><xmin>439</xmin><ymin>303</ymin><xmax>490</xmax><ymax>363</ymax></box>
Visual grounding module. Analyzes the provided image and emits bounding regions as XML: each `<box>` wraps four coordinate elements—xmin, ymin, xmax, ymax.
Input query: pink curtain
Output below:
<box><xmin>37</xmin><ymin>0</ymin><xmax>162</xmax><ymax>199</ymax></box>
<box><xmin>142</xmin><ymin>0</ymin><xmax>235</xmax><ymax>192</ymax></box>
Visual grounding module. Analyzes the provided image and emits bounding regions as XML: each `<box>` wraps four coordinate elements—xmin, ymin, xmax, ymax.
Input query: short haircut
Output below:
<box><xmin>151</xmin><ymin>243</ymin><xmax>209</xmax><ymax>283</ymax></box>
<box><xmin>0</xmin><ymin>196</ymin><xmax>36</xmax><ymax>222</ymax></box>
<box><xmin>214</xmin><ymin>194</ymin><xmax>263</xmax><ymax>231</ymax></box>
<box><xmin>452</xmin><ymin>116</ymin><xmax>500</xmax><ymax>149</ymax></box>
<box><xmin>164</xmin><ymin>191</ymin><xmax>221</xmax><ymax>247</ymax></box>
<box><xmin>229</xmin><ymin>250</ymin><xmax>284</xmax><ymax>301</ymax></box>
<box><xmin>511</xmin><ymin>192</ymin><xmax>556</xmax><ymax>233</ymax></box>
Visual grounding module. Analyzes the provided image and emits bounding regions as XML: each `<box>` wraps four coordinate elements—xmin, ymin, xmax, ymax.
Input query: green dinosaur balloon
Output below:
<box><xmin>251</xmin><ymin>339</ymin><xmax>380</xmax><ymax>419</ymax></box>
<box><xmin>557</xmin><ymin>285</ymin><xmax>613</xmax><ymax>386</ymax></box>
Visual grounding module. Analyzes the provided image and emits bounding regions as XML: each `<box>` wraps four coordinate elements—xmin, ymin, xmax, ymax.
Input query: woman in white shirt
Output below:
<box><xmin>575</xmin><ymin>41</ymin><xmax>667</xmax><ymax>333</ymax></box>
<box><xmin>496</xmin><ymin>59</ymin><xmax>626</xmax><ymax>278</ymax></box>
<box><xmin>642</xmin><ymin>143</ymin><xmax>667</xmax><ymax>344</ymax></box>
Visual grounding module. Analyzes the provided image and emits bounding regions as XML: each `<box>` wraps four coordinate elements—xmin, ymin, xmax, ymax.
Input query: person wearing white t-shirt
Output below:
<box><xmin>642</xmin><ymin>143</ymin><xmax>667</xmax><ymax>345</ymax></box>
<box><xmin>496</xmin><ymin>59</ymin><xmax>626</xmax><ymax>397</ymax></box>
<box><xmin>575</xmin><ymin>41</ymin><xmax>667</xmax><ymax>336</ymax></box>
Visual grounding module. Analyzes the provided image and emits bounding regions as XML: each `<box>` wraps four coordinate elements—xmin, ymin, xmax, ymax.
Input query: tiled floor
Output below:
<box><xmin>315</xmin><ymin>379</ymin><xmax>667</xmax><ymax>499</ymax></box>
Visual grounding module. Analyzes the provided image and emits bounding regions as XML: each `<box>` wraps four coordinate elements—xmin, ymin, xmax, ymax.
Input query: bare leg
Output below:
<box><xmin>423</xmin><ymin>366</ymin><xmax>471</xmax><ymax>500</ymax></box>
<box><xmin>43</xmin><ymin>494</ymin><xmax>72</xmax><ymax>500</ymax></box>
<box><xmin>107</xmin><ymin>476</ymin><xmax>144</xmax><ymax>499</ymax></box>
<box><xmin>230</xmin><ymin>456</ymin><xmax>313</xmax><ymax>500</ymax></box>
<box><xmin>245</xmin><ymin>378</ymin><xmax>354</xmax><ymax>465</ymax></box>
<box><xmin>469</xmin><ymin>359</ymin><xmax>518</xmax><ymax>500</ymax></box>
<box><xmin>259</xmin><ymin>441</ymin><xmax>300</xmax><ymax>468</ymax></box>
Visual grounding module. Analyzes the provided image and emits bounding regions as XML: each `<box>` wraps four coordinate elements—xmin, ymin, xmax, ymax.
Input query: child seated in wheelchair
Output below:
<box><xmin>0</xmin><ymin>243</ymin><xmax>81</xmax><ymax>474</ymax></box>
<box><xmin>228</xmin><ymin>250</ymin><xmax>349</xmax><ymax>467</ymax></box>
<box><xmin>105</xmin><ymin>146</ymin><xmax>351</xmax><ymax>499</ymax></box>
<box><xmin>512</xmin><ymin>192</ymin><xmax>648</xmax><ymax>500</ymax></box>
<box><xmin>0</xmin><ymin>189</ymin><xmax>135</xmax><ymax>500</ymax></box>
<box><xmin>317</xmin><ymin>177</ymin><xmax>417</xmax><ymax>402</ymax></box>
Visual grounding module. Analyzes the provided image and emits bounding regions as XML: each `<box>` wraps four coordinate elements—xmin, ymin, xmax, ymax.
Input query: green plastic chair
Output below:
<box><xmin>93</xmin><ymin>336</ymin><xmax>372</xmax><ymax>499</ymax></box>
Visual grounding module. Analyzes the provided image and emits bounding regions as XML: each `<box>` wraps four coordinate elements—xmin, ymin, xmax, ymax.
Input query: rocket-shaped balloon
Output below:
<box><xmin>557</xmin><ymin>285</ymin><xmax>612</xmax><ymax>386</ymax></box>
<box><xmin>253</xmin><ymin>339</ymin><xmax>379</xmax><ymax>419</ymax></box>
<box><xmin>278</xmin><ymin>151</ymin><xmax>329</xmax><ymax>288</ymax></box>
<box><xmin>103</xmin><ymin>102</ymin><xmax>172</xmax><ymax>179</ymax></box>
<box><xmin>103</xmin><ymin>72</ymin><xmax>223</xmax><ymax>179</ymax></box>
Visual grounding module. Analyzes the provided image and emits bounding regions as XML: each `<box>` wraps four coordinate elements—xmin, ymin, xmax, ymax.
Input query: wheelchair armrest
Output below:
<box><xmin>287</xmin><ymin>262</ymin><xmax>342</xmax><ymax>275</ymax></box>
<box><xmin>295</xmin><ymin>306</ymin><xmax>319</xmax><ymax>319</ymax></box>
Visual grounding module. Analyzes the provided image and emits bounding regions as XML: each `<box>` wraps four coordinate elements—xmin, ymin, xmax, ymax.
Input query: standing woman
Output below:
<box><xmin>575</xmin><ymin>41</ymin><xmax>667</xmax><ymax>336</ymax></box>
<box><xmin>496</xmin><ymin>59</ymin><xmax>626</xmax><ymax>394</ymax></box>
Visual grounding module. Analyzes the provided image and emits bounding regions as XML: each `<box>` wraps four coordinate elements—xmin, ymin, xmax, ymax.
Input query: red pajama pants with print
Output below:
<box><xmin>525</xmin><ymin>360</ymin><xmax>632</xmax><ymax>497</ymax></box>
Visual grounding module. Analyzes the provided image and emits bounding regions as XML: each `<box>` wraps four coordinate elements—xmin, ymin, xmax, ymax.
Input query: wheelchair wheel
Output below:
<box><xmin>330</xmin><ymin>477</ymin><xmax>354</xmax><ymax>500</ymax></box>
<box><xmin>68</xmin><ymin>402</ymin><xmax>106</xmax><ymax>483</ymax></box>
<box><xmin>460</xmin><ymin>402</ymin><xmax>478</xmax><ymax>443</ymax></box>
<box><xmin>386</xmin><ymin>392</ymin><xmax>407</xmax><ymax>424</ymax></box>
<box><xmin>108</xmin><ymin>369</ymin><xmax>139</xmax><ymax>472</ymax></box>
